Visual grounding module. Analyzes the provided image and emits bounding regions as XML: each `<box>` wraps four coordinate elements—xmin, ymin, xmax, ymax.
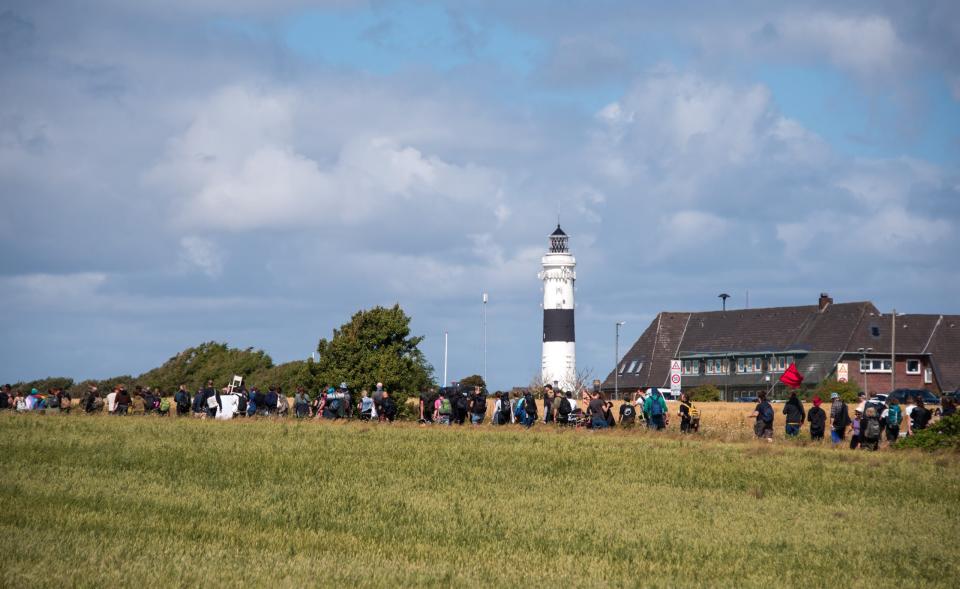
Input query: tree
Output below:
<box><xmin>811</xmin><ymin>378</ymin><xmax>861</xmax><ymax>403</ymax></box>
<box><xmin>459</xmin><ymin>374</ymin><xmax>486</xmax><ymax>392</ymax></box>
<box><xmin>315</xmin><ymin>305</ymin><xmax>434</xmax><ymax>412</ymax></box>
<box><xmin>688</xmin><ymin>385</ymin><xmax>721</xmax><ymax>402</ymax></box>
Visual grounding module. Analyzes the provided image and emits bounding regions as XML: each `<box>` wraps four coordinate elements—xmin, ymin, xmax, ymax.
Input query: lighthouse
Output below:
<box><xmin>538</xmin><ymin>224</ymin><xmax>576</xmax><ymax>391</ymax></box>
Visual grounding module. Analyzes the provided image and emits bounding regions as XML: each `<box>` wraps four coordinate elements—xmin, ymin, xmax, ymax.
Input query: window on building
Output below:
<box><xmin>626</xmin><ymin>360</ymin><xmax>638</xmax><ymax>374</ymax></box>
<box><xmin>737</xmin><ymin>358</ymin><xmax>744</xmax><ymax>373</ymax></box>
<box><xmin>706</xmin><ymin>359</ymin><xmax>714</xmax><ymax>374</ymax></box>
<box><xmin>787</xmin><ymin>356</ymin><xmax>794</xmax><ymax>367</ymax></box>
<box><xmin>635</xmin><ymin>362</ymin><xmax>644</xmax><ymax>374</ymax></box>
<box><xmin>860</xmin><ymin>358</ymin><xmax>892</xmax><ymax>373</ymax></box>
<box><xmin>924</xmin><ymin>367</ymin><xmax>932</xmax><ymax>384</ymax></box>
<box><xmin>619</xmin><ymin>362</ymin><xmax>628</xmax><ymax>375</ymax></box>
<box><xmin>682</xmin><ymin>360</ymin><xmax>699</xmax><ymax>375</ymax></box>
<box><xmin>906</xmin><ymin>360</ymin><xmax>920</xmax><ymax>375</ymax></box>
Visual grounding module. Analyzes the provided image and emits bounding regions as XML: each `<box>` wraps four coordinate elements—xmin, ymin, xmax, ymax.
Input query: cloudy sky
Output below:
<box><xmin>2</xmin><ymin>1</ymin><xmax>958</xmax><ymax>389</ymax></box>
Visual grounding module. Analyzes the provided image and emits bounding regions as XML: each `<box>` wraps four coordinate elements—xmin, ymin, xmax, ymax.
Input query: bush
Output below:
<box><xmin>895</xmin><ymin>415</ymin><xmax>960</xmax><ymax>451</ymax></box>
<box><xmin>811</xmin><ymin>378</ymin><xmax>861</xmax><ymax>404</ymax></box>
<box><xmin>688</xmin><ymin>385</ymin><xmax>721</xmax><ymax>402</ymax></box>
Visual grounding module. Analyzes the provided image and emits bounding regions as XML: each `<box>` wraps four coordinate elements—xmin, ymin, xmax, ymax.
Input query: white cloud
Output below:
<box><xmin>179</xmin><ymin>236</ymin><xmax>224</xmax><ymax>277</ymax></box>
<box><xmin>148</xmin><ymin>86</ymin><xmax>505</xmax><ymax>231</ymax></box>
<box><xmin>776</xmin><ymin>13</ymin><xmax>909</xmax><ymax>79</ymax></box>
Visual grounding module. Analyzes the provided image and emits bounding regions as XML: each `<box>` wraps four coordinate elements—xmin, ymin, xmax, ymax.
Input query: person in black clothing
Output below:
<box><xmin>911</xmin><ymin>398</ymin><xmax>931</xmax><ymax>432</ymax></box>
<box><xmin>603</xmin><ymin>400</ymin><xmax>616</xmax><ymax>427</ymax></box>
<box><xmin>0</xmin><ymin>384</ymin><xmax>10</xmax><ymax>410</ymax></box>
<box><xmin>452</xmin><ymin>390</ymin><xmax>469</xmax><ymax>425</ymax></box>
<box><xmin>782</xmin><ymin>392</ymin><xmax>805</xmax><ymax>437</ymax></box>
<box><xmin>115</xmin><ymin>387</ymin><xmax>131</xmax><ymax>415</ymax></box>
<box><xmin>941</xmin><ymin>397</ymin><xmax>956</xmax><ymax>418</ymax></box>
<box><xmin>587</xmin><ymin>392</ymin><xmax>607</xmax><ymax>429</ymax></box>
<box><xmin>419</xmin><ymin>388</ymin><xmax>436</xmax><ymax>423</ymax></box>
<box><xmin>201</xmin><ymin>380</ymin><xmax>217</xmax><ymax>418</ymax></box>
<box><xmin>469</xmin><ymin>387</ymin><xmax>487</xmax><ymax>425</ymax></box>
<box><xmin>380</xmin><ymin>390</ymin><xmax>397</xmax><ymax>422</ymax></box>
<box><xmin>807</xmin><ymin>396</ymin><xmax>827</xmax><ymax>440</ymax></box>
<box><xmin>174</xmin><ymin>384</ymin><xmax>191</xmax><ymax>416</ymax></box>
<box><xmin>749</xmin><ymin>392</ymin><xmax>774</xmax><ymax>440</ymax></box>
<box><xmin>677</xmin><ymin>392</ymin><xmax>696</xmax><ymax>433</ymax></box>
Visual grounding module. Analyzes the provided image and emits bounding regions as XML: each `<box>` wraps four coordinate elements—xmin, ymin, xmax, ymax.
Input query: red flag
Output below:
<box><xmin>779</xmin><ymin>363</ymin><xmax>804</xmax><ymax>389</ymax></box>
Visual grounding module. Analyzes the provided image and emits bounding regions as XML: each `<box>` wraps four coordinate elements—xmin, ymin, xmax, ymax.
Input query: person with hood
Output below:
<box><xmin>807</xmin><ymin>396</ymin><xmax>827</xmax><ymax>440</ymax></box>
<box><xmin>644</xmin><ymin>388</ymin><xmax>668</xmax><ymax>431</ymax></box>
<box><xmin>829</xmin><ymin>392</ymin><xmax>850</xmax><ymax>444</ymax></box>
<box><xmin>782</xmin><ymin>392</ymin><xmax>805</xmax><ymax>437</ymax></box>
<box><xmin>294</xmin><ymin>387</ymin><xmax>311</xmax><ymax>419</ymax></box>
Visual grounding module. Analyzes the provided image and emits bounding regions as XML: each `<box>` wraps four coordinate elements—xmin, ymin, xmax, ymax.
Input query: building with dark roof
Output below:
<box><xmin>601</xmin><ymin>294</ymin><xmax>960</xmax><ymax>399</ymax></box>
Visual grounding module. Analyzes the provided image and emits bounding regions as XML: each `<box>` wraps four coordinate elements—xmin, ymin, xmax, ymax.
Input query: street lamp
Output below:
<box><xmin>718</xmin><ymin>293</ymin><xmax>730</xmax><ymax>312</ymax></box>
<box><xmin>858</xmin><ymin>347</ymin><xmax>873</xmax><ymax>395</ymax></box>
<box><xmin>615</xmin><ymin>321</ymin><xmax>626</xmax><ymax>400</ymax></box>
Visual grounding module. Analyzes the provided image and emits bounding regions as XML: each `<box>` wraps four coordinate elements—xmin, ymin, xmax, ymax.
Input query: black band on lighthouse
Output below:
<box><xmin>543</xmin><ymin>309</ymin><xmax>575</xmax><ymax>342</ymax></box>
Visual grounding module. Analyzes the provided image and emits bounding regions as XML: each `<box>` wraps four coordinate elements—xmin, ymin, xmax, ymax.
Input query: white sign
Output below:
<box><xmin>836</xmin><ymin>363</ymin><xmax>849</xmax><ymax>383</ymax></box>
<box><xmin>670</xmin><ymin>359</ymin><xmax>682</xmax><ymax>394</ymax></box>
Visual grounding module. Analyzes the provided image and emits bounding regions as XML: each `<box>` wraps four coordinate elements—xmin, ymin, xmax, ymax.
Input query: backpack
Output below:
<box><xmin>439</xmin><ymin>398</ymin><xmax>452</xmax><ymax>415</ymax></box>
<box><xmin>47</xmin><ymin>395</ymin><xmax>60</xmax><ymax>409</ymax></box>
<box><xmin>887</xmin><ymin>405</ymin><xmax>902</xmax><ymax>426</ymax></box>
<box><xmin>175</xmin><ymin>391</ymin><xmax>189</xmax><ymax>408</ymax></box>
<box><xmin>622</xmin><ymin>404</ymin><xmax>635</xmax><ymax>419</ymax></box>
<box><xmin>912</xmin><ymin>407</ymin><xmax>930</xmax><ymax>430</ymax></box>
<box><xmin>498</xmin><ymin>400</ymin><xmax>511</xmax><ymax>423</ymax></box>
<box><xmin>514</xmin><ymin>398</ymin><xmax>526</xmax><ymax>419</ymax></box>
<box><xmin>557</xmin><ymin>399</ymin><xmax>572</xmax><ymax>417</ymax></box>
<box><xmin>159</xmin><ymin>399</ymin><xmax>170</xmax><ymax>412</ymax></box>
<box><xmin>456</xmin><ymin>394</ymin><xmax>469</xmax><ymax>411</ymax></box>
<box><xmin>863</xmin><ymin>409</ymin><xmax>881</xmax><ymax>440</ymax></box>
<box><xmin>473</xmin><ymin>395</ymin><xmax>487</xmax><ymax>413</ymax></box>
<box><xmin>649</xmin><ymin>394</ymin><xmax>664</xmax><ymax>417</ymax></box>
<box><xmin>759</xmin><ymin>402</ymin><xmax>774</xmax><ymax>424</ymax></box>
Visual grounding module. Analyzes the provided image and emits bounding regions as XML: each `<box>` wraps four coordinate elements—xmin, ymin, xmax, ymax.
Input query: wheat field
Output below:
<box><xmin>2</xmin><ymin>412</ymin><xmax>958</xmax><ymax>588</ymax></box>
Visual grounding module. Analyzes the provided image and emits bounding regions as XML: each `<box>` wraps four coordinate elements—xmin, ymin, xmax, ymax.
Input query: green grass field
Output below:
<box><xmin>2</xmin><ymin>414</ymin><xmax>959</xmax><ymax>588</ymax></box>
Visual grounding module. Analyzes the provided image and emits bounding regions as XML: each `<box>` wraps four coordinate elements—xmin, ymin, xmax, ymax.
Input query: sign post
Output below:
<box><xmin>669</xmin><ymin>359</ymin><xmax>682</xmax><ymax>396</ymax></box>
<box><xmin>836</xmin><ymin>363</ymin><xmax>848</xmax><ymax>383</ymax></box>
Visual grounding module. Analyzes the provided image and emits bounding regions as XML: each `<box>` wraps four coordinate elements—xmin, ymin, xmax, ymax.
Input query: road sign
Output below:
<box><xmin>836</xmin><ymin>363</ymin><xmax>848</xmax><ymax>383</ymax></box>
<box><xmin>670</xmin><ymin>360</ymin><xmax>681</xmax><ymax>394</ymax></box>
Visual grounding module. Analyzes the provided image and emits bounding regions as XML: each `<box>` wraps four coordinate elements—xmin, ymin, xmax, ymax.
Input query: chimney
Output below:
<box><xmin>818</xmin><ymin>292</ymin><xmax>833</xmax><ymax>312</ymax></box>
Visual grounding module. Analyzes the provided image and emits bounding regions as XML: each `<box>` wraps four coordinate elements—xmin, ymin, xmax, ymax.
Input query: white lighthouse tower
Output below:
<box><xmin>538</xmin><ymin>224</ymin><xmax>576</xmax><ymax>391</ymax></box>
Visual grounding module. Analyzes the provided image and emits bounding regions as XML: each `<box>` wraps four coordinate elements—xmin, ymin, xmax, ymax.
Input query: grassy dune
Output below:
<box><xmin>2</xmin><ymin>414</ymin><xmax>958</xmax><ymax>588</ymax></box>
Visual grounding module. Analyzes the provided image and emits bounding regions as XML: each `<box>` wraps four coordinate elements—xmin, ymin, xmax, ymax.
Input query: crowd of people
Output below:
<box><xmin>1</xmin><ymin>381</ymin><xmax>952</xmax><ymax>449</ymax></box>
<box><xmin>748</xmin><ymin>389</ymin><xmax>955</xmax><ymax>449</ymax></box>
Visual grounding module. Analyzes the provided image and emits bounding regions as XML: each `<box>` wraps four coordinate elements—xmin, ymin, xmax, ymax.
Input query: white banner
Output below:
<box><xmin>670</xmin><ymin>359</ymin><xmax>682</xmax><ymax>394</ymax></box>
<box><xmin>836</xmin><ymin>363</ymin><xmax>848</xmax><ymax>383</ymax></box>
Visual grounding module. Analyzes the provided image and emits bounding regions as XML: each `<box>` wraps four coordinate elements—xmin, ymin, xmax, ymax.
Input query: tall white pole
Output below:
<box><xmin>482</xmin><ymin>292</ymin><xmax>488</xmax><ymax>388</ymax></box>
<box><xmin>891</xmin><ymin>309</ymin><xmax>896</xmax><ymax>392</ymax></box>
<box><xmin>443</xmin><ymin>331</ymin><xmax>448</xmax><ymax>387</ymax></box>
